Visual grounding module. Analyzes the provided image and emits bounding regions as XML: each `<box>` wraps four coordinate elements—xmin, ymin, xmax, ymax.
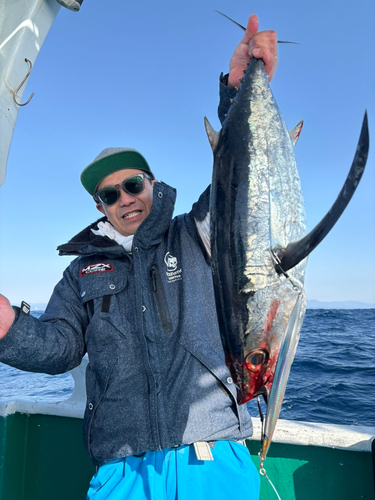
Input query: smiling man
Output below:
<box><xmin>96</xmin><ymin>169</ymin><xmax>154</xmax><ymax>234</ymax></box>
<box><xmin>86</xmin><ymin>148</ymin><xmax>157</xmax><ymax>237</ymax></box>
<box><xmin>0</xmin><ymin>14</ymin><xmax>278</xmax><ymax>500</ymax></box>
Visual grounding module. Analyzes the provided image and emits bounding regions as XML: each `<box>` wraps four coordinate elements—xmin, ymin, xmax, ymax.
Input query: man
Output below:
<box><xmin>0</xmin><ymin>15</ymin><xmax>278</xmax><ymax>500</ymax></box>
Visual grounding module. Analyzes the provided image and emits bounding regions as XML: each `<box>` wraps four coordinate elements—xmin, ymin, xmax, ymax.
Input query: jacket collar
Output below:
<box><xmin>133</xmin><ymin>181</ymin><xmax>176</xmax><ymax>250</ymax></box>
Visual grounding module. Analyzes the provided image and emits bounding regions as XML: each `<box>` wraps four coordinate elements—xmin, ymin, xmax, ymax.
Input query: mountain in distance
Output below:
<box><xmin>29</xmin><ymin>303</ymin><xmax>47</xmax><ymax>311</ymax></box>
<box><xmin>307</xmin><ymin>299</ymin><xmax>375</xmax><ymax>310</ymax></box>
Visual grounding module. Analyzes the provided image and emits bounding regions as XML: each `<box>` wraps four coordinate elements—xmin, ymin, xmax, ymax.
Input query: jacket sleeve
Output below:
<box><xmin>0</xmin><ymin>260</ymin><xmax>87</xmax><ymax>375</ymax></box>
<box><xmin>218</xmin><ymin>72</ymin><xmax>237</xmax><ymax>125</ymax></box>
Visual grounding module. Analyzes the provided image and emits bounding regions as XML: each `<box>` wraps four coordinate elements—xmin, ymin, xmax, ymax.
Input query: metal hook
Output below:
<box><xmin>13</xmin><ymin>58</ymin><xmax>34</xmax><ymax>107</ymax></box>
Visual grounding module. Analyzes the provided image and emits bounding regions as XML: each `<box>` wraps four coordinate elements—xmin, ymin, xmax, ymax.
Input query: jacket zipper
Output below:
<box><xmin>150</xmin><ymin>264</ymin><xmax>173</xmax><ymax>334</ymax></box>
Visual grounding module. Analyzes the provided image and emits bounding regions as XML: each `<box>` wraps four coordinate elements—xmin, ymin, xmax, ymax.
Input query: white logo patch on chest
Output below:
<box><xmin>164</xmin><ymin>252</ymin><xmax>182</xmax><ymax>283</ymax></box>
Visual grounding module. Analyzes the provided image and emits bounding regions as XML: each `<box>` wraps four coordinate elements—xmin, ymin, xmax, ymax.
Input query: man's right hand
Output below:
<box><xmin>0</xmin><ymin>294</ymin><xmax>15</xmax><ymax>339</ymax></box>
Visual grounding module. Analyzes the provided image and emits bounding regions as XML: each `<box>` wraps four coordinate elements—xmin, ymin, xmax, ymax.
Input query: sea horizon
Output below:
<box><xmin>1</xmin><ymin>309</ymin><xmax>374</xmax><ymax>427</ymax></box>
<box><xmin>22</xmin><ymin>299</ymin><xmax>375</xmax><ymax>311</ymax></box>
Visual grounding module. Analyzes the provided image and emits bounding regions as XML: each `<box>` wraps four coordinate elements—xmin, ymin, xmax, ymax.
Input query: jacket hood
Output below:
<box><xmin>57</xmin><ymin>182</ymin><xmax>177</xmax><ymax>258</ymax></box>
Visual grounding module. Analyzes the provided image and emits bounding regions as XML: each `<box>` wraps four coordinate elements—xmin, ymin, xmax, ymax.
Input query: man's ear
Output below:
<box><xmin>96</xmin><ymin>203</ymin><xmax>105</xmax><ymax>215</ymax></box>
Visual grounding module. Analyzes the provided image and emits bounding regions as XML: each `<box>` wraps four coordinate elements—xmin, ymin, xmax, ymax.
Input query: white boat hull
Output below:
<box><xmin>0</xmin><ymin>0</ymin><xmax>61</xmax><ymax>186</ymax></box>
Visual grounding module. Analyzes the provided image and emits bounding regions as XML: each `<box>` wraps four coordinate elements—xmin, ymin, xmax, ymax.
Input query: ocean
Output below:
<box><xmin>0</xmin><ymin>309</ymin><xmax>374</xmax><ymax>427</ymax></box>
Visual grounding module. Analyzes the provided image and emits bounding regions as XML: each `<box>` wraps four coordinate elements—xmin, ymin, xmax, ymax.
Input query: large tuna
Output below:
<box><xmin>203</xmin><ymin>57</ymin><xmax>369</xmax><ymax>464</ymax></box>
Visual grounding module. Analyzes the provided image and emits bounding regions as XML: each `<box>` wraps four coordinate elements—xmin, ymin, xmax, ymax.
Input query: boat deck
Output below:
<box><xmin>1</xmin><ymin>410</ymin><xmax>374</xmax><ymax>500</ymax></box>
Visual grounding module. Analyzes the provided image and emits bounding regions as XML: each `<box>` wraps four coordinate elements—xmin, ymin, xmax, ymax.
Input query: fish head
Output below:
<box><xmin>230</xmin><ymin>282</ymin><xmax>305</xmax><ymax>406</ymax></box>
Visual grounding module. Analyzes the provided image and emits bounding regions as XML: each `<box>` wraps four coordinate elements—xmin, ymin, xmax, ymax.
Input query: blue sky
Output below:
<box><xmin>0</xmin><ymin>0</ymin><xmax>374</xmax><ymax>305</ymax></box>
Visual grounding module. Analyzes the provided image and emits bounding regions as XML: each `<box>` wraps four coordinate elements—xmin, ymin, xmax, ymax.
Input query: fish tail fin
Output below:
<box><xmin>278</xmin><ymin>112</ymin><xmax>369</xmax><ymax>273</ymax></box>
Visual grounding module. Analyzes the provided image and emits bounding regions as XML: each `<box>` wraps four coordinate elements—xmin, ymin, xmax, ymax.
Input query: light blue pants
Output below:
<box><xmin>87</xmin><ymin>441</ymin><xmax>260</xmax><ymax>500</ymax></box>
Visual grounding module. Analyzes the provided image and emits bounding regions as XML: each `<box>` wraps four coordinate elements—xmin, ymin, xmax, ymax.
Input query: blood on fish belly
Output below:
<box><xmin>264</xmin><ymin>300</ymin><xmax>280</xmax><ymax>334</ymax></box>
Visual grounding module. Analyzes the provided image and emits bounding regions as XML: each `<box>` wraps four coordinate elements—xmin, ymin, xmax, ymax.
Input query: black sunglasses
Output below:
<box><xmin>94</xmin><ymin>173</ymin><xmax>152</xmax><ymax>206</ymax></box>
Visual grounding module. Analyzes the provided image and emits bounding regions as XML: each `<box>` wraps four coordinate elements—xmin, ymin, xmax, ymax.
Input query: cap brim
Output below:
<box><xmin>81</xmin><ymin>150</ymin><xmax>153</xmax><ymax>195</ymax></box>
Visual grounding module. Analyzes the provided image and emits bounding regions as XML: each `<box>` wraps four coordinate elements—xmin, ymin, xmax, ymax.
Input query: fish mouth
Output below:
<box><xmin>254</xmin><ymin>383</ymin><xmax>270</xmax><ymax>405</ymax></box>
<box><xmin>232</xmin><ymin>350</ymin><xmax>270</xmax><ymax>405</ymax></box>
<box><xmin>236</xmin><ymin>383</ymin><xmax>269</xmax><ymax>405</ymax></box>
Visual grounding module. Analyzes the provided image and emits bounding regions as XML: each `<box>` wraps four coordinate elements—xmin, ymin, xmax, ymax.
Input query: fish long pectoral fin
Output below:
<box><xmin>204</xmin><ymin>117</ymin><xmax>220</xmax><ymax>152</ymax></box>
<box><xmin>277</xmin><ymin>112</ymin><xmax>369</xmax><ymax>274</ymax></box>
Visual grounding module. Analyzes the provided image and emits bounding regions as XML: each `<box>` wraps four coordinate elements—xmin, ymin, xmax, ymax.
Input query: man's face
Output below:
<box><xmin>96</xmin><ymin>169</ymin><xmax>157</xmax><ymax>236</ymax></box>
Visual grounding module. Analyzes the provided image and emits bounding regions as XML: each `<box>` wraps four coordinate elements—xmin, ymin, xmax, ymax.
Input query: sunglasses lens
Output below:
<box><xmin>124</xmin><ymin>175</ymin><xmax>144</xmax><ymax>195</ymax></box>
<box><xmin>98</xmin><ymin>188</ymin><xmax>119</xmax><ymax>206</ymax></box>
<box><xmin>96</xmin><ymin>175</ymin><xmax>148</xmax><ymax>205</ymax></box>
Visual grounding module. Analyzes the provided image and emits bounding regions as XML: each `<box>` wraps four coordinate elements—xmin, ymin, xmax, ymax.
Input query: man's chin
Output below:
<box><xmin>117</xmin><ymin>218</ymin><xmax>144</xmax><ymax>237</ymax></box>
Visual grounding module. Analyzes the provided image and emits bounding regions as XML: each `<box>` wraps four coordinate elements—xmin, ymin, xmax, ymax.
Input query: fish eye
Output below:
<box><xmin>245</xmin><ymin>350</ymin><xmax>268</xmax><ymax>372</ymax></box>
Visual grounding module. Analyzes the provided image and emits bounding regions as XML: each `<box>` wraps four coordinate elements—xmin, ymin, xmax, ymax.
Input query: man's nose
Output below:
<box><xmin>118</xmin><ymin>188</ymin><xmax>136</xmax><ymax>206</ymax></box>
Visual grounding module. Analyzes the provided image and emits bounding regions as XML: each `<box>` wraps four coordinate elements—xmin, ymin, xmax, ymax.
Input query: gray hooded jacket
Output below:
<box><xmin>0</xmin><ymin>181</ymin><xmax>252</xmax><ymax>465</ymax></box>
<box><xmin>0</xmin><ymin>78</ymin><xmax>251</xmax><ymax>465</ymax></box>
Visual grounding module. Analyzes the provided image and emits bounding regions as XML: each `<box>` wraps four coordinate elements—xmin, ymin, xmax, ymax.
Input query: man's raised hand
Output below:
<box><xmin>228</xmin><ymin>14</ymin><xmax>278</xmax><ymax>87</ymax></box>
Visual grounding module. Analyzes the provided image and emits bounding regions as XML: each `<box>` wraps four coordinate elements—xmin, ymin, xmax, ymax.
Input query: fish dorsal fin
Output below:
<box><xmin>276</xmin><ymin>112</ymin><xmax>369</xmax><ymax>274</ymax></box>
<box><xmin>204</xmin><ymin>117</ymin><xmax>220</xmax><ymax>152</ymax></box>
<box><xmin>289</xmin><ymin>120</ymin><xmax>303</xmax><ymax>146</ymax></box>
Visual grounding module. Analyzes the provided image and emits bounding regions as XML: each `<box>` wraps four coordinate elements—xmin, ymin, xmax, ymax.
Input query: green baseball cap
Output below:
<box><xmin>81</xmin><ymin>147</ymin><xmax>154</xmax><ymax>196</ymax></box>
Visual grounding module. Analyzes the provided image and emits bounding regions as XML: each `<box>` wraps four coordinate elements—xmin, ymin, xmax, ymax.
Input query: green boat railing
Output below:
<box><xmin>1</xmin><ymin>360</ymin><xmax>374</xmax><ymax>500</ymax></box>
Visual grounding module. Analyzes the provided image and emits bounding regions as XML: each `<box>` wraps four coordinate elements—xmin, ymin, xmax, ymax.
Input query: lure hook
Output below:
<box><xmin>13</xmin><ymin>58</ymin><xmax>34</xmax><ymax>107</ymax></box>
<box><xmin>215</xmin><ymin>11</ymin><xmax>300</xmax><ymax>45</ymax></box>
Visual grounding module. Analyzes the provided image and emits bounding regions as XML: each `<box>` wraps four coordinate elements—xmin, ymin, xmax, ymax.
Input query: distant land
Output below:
<box><xmin>307</xmin><ymin>300</ymin><xmax>375</xmax><ymax>310</ymax></box>
<box><xmin>27</xmin><ymin>300</ymin><xmax>375</xmax><ymax>311</ymax></box>
<box><xmin>28</xmin><ymin>303</ymin><xmax>47</xmax><ymax>311</ymax></box>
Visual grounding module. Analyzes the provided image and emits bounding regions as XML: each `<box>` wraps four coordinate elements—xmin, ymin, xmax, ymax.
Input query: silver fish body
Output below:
<box><xmin>207</xmin><ymin>57</ymin><xmax>307</xmax><ymax>392</ymax></box>
<box><xmin>205</xmin><ymin>57</ymin><xmax>307</xmax><ymax>460</ymax></box>
<box><xmin>205</xmin><ymin>56</ymin><xmax>369</xmax><ymax>463</ymax></box>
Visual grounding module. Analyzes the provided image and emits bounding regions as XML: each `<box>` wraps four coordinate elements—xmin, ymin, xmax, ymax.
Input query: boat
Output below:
<box><xmin>0</xmin><ymin>0</ymin><xmax>82</xmax><ymax>187</ymax></box>
<box><xmin>0</xmin><ymin>359</ymin><xmax>374</xmax><ymax>499</ymax></box>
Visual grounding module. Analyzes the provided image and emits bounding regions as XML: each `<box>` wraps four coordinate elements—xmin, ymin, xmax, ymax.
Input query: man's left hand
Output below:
<box><xmin>228</xmin><ymin>14</ymin><xmax>278</xmax><ymax>87</ymax></box>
